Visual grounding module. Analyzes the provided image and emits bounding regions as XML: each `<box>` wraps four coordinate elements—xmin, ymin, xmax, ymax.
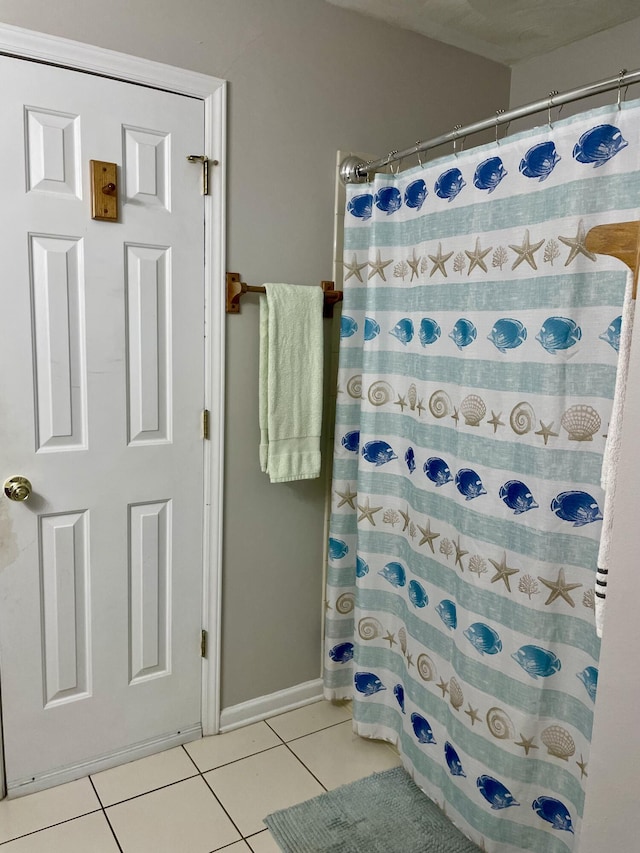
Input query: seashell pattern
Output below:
<box><xmin>460</xmin><ymin>394</ymin><xmax>486</xmax><ymax>427</ymax></box>
<box><xmin>398</xmin><ymin>627</ymin><xmax>407</xmax><ymax>656</ymax></box>
<box><xmin>346</xmin><ymin>374</ymin><xmax>363</xmax><ymax>399</ymax></box>
<box><xmin>429</xmin><ymin>390</ymin><xmax>452</xmax><ymax>419</ymax></box>
<box><xmin>510</xmin><ymin>402</ymin><xmax>535</xmax><ymax>435</ymax></box>
<box><xmin>449</xmin><ymin>677</ymin><xmax>464</xmax><ymax>711</ymax></box>
<box><xmin>335</xmin><ymin>592</ymin><xmax>354</xmax><ymax>614</ymax></box>
<box><xmin>407</xmin><ymin>383</ymin><xmax>417</xmax><ymax>411</ymax></box>
<box><xmin>561</xmin><ymin>405</ymin><xmax>601</xmax><ymax>441</ymax></box>
<box><xmin>540</xmin><ymin>725</ymin><xmax>575</xmax><ymax>760</ymax></box>
<box><xmin>486</xmin><ymin>707</ymin><xmax>515</xmax><ymax>740</ymax></box>
<box><xmin>417</xmin><ymin>653</ymin><xmax>437</xmax><ymax>682</ymax></box>
<box><xmin>358</xmin><ymin>617</ymin><xmax>383</xmax><ymax>640</ymax></box>
<box><xmin>368</xmin><ymin>380</ymin><xmax>394</xmax><ymax>406</ymax></box>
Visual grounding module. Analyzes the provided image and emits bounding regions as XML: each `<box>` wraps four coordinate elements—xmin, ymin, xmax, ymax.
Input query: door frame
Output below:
<box><xmin>0</xmin><ymin>23</ymin><xmax>226</xmax><ymax>795</ymax></box>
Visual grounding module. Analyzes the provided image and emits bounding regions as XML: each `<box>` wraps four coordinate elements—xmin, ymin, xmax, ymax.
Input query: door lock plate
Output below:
<box><xmin>90</xmin><ymin>160</ymin><xmax>118</xmax><ymax>221</ymax></box>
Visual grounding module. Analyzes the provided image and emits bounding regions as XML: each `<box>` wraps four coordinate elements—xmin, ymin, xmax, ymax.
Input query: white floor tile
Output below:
<box><xmin>223</xmin><ymin>843</ymin><xmax>252</xmax><ymax>852</ymax></box>
<box><xmin>204</xmin><ymin>745</ymin><xmax>323</xmax><ymax>836</ymax></box>
<box><xmin>185</xmin><ymin>721</ymin><xmax>281</xmax><ymax>772</ymax></box>
<box><xmin>0</xmin><ymin>812</ymin><xmax>119</xmax><ymax>852</ymax></box>
<box><xmin>91</xmin><ymin>746</ymin><xmax>197</xmax><ymax>806</ymax></box>
<box><xmin>267</xmin><ymin>699</ymin><xmax>351</xmax><ymax>742</ymax></box>
<box><xmin>0</xmin><ymin>778</ymin><xmax>100</xmax><ymax>844</ymax></box>
<box><xmin>247</xmin><ymin>829</ymin><xmax>282</xmax><ymax>853</ymax></box>
<box><xmin>106</xmin><ymin>775</ymin><xmax>240</xmax><ymax>853</ymax></box>
<box><xmin>287</xmin><ymin>720</ymin><xmax>401</xmax><ymax>789</ymax></box>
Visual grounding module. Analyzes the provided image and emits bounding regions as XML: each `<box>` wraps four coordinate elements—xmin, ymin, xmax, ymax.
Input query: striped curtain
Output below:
<box><xmin>324</xmin><ymin>100</ymin><xmax>640</xmax><ymax>853</ymax></box>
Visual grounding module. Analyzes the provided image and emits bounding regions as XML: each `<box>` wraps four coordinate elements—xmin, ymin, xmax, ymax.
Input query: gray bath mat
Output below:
<box><xmin>264</xmin><ymin>766</ymin><xmax>483</xmax><ymax>852</ymax></box>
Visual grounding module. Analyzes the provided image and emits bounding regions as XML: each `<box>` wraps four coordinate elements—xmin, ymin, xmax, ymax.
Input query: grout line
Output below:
<box><xmin>181</xmin><ymin>741</ymin><xmax>283</xmax><ymax>774</ymax></box>
<box><xmin>0</xmin><ymin>809</ymin><xmax>103</xmax><ymax>847</ymax></box>
<box><xmin>95</xmin><ymin>772</ymin><xmax>201</xmax><ymax>809</ymax></box>
<box><xmin>88</xmin><ymin>776</ymin><xmax>124</xmax><ymax>853</ymax></box>
<box><xmin>199</xmin><ymin>773</ymin><xmax>245</xmax><ymax>842</ymax></box>
<box><xmin>267</xmin><ymin>717</ymin><xmax>353</xmax><ymax>745</ymax></box>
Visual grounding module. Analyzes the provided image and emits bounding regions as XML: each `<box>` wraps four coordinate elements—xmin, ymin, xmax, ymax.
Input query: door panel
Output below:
<box><xmin>0</xmin><ymin>55</ymin><xmax>205</xmax><ymax>792</ymax></box>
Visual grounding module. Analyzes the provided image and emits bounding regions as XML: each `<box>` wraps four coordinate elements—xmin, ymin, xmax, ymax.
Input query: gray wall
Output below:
<box><xmin>0</xmin><ymin>0</ymin><xmax>510</xmax><ymax>708</ymax></box>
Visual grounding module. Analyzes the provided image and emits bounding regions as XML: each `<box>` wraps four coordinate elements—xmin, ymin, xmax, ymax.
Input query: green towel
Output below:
<box><xmin>259</xmin><ymin>283</ymin><xmax>324</xmax><ymax>482</ymax></box>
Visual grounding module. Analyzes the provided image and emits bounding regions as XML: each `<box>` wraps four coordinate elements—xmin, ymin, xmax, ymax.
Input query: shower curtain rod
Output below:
<box><xmin>339</xmin><ymin>68</ymin><xmax>640</xmax><ymax>184</ymax></box>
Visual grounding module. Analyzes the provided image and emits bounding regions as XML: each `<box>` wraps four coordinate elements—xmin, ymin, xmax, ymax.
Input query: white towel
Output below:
<box><xmin>595</xmin><ymin>276</ymin><xmax>635</xmax><ymax>637</ymax></box>
<box><xmin>259</xmin><ymin>283</ymin><xmax>324</xmax><ymax>483</ymax></box>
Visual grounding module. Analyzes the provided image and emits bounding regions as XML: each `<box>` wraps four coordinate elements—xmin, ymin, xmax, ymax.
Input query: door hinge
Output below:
<box><xmin>201</xmin><ymin>629</ymin><xmax>208</xmax><ymax>658</ymax></box>
<box><xmin>186</xmin><ymin>154</ymin><xmax>218</xmax><ymax>195</ymax></box>
<box><xmin>202</xmin><ymin>409</ymin><xmax>210</xmax><ymax>440</ymax></box>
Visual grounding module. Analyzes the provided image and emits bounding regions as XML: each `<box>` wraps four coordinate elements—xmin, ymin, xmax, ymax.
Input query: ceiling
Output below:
<box><xmin>326</xmin><ymin>0</ymin><xmax>640</xmax><ymax>65</ymax></box>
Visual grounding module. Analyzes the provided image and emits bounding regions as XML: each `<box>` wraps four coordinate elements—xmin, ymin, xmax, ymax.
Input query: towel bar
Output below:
<box><xmin>226</xmin><ymin>272</ymin><xmax>343</xmax><ymax>317</ymax></box>
<box><xmin>585</xmin><ymin>220</ymin><xmax>640</xmax><ymax>299</ymax></box>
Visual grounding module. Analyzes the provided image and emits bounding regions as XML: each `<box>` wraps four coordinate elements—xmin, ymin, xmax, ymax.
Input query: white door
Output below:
<box><xmin>0</xmin><ymin>55</ymin><xmax>206</xmax><ymax>793</ymax></box>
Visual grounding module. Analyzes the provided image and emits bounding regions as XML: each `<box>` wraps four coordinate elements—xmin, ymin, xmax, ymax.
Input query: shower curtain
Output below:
<box><xmin>324</xmin><ymin>99</ymin><xmax>640</xmax><ymax>853</ymax></box>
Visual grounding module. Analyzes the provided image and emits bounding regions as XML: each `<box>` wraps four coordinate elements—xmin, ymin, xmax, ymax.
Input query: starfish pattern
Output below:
<box><xmin>515</xmin><ymin>733</ymin><xmax>539</xmax><ymax>755</ymax></box>
<box><xmin>535</xmin><ymin>420</ymin><xmax>559</xmax><ymax>445</ymax></box>
<box><xmin>538</xmin><ymin>566</ymin><xmax>582</xmax><ymax>607</ymax></box>
<box><xmin>489</xmin><ymin>551</ymin><xmax>519</xmax><ymax>592</ymax></box>
<box><xmin>416</xmin><ymin>399</ymin><xmax>426</xmax><ymax>417</ymax></box>
<box><xmin>406</xmin><ymin>653</ymin><xmax>414</xmax><ymax>669</ymax></box>
<box><xmin>428</xmin><ymin>242</ymin><xmax>454</xmax><ymax>278</ymax></box>
<box><xmin>464</xmin><ymin>704</ymin><xmax>481</xmax><ymax>725</ymax></box>
<box><xmin>399</xmin><ymin>507</ymin><xmax>411</xmax><ymax>532</ymax></box>
<box><xmin>368</xmin><ymin>249</ymin><xmax>393</xmax><ymax>281</ymax></box>
<box><xmin>509</xmin><ymin>229</ymin><xmax>545</xmax><ymax>270</ymax></box>
<box><xmin>343</xmin><ymin>253</ymin><xmax>367</xmax><ymax>282</ymax></box>
<box><xmin>465</xmin><ymin>237</ymin><xmax>493</xmax><ymax>274</ymax></box>
<box><xmin>558</xmin><ymin>219</ymin><xmax>597</xmax><ymax>266</ymax></box>
<box><xmin>576</xmin><ymin>755</ymin><xmax>588</xmax><ymax>779</ymax></box>
<box><xmin>418</xmin><ymin>519</ymin><xmax>440</xmax><ymax>552</ymax></box>
<box><xmin>407</xmin><ymin>249</ymin><xmax>421</xmax><ymax>281</ymax></box>
<box><xmin>324</xmin><ymin>599</ymin><xmax>332</xmax><ymax>611</ymax></box>
<box><xmin>357</xmin><ymin>498</ymin><xmax>382</xmax><ymax>526</ymax></box>
<box><xmin>383</xmin><ymin>631</ymin><xmax>397</xmax><ymax>648</ymax></box>
<box><xmin>451</xmin><ymin>408</ymin><xmax>460</xmax><ymax>426</ymax></box>
<box><xmin>436</xmin><ymin>678</ymin><xmax>449</xmax><ymax>697</ymax></box>
<box><xmin>454</xmin><ymin>536</ymin><xmax>468</xmax><ymax>570</ymax></box>
<box><xmin>487</xmin><ymin>410</ymin><xmax>504</xmax><ymax>433</ymax></box>
<box><xmin>335</xmin><ymin>487</ymin><xmax>357</xmax><ymax>509</ymax></box>
<box><xmin>394</xmin><ymin>395</ymin><xmax>407</xmax><ymax>412</ymax></box>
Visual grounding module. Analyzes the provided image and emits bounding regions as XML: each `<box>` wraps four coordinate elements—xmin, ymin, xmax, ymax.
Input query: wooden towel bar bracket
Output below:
<box><xmin>226</xmin><ymin>272</ymin><xmax>343</xmax><ymax>318</ymax></box>
<box><xmin>585</xmin><ymin>220</ymin><xmax>640</xmax><ymax>299</ymax></box>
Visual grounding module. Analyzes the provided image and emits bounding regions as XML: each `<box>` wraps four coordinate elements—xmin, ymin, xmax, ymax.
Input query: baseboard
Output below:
<box><xmin>219</xmin><ymin>678</ymin><xmax>324</xmax><ymax>733</ymax></box>
<box><xmin>6</xmin><ymin>724</ymin><xmax>202</xmax><ymax>798</ymax></box>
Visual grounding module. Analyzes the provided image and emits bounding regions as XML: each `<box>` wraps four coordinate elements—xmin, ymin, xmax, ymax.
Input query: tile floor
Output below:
<box><xmin>0</xmin><ymin>700</ymin><xmax>401</xmax><ymax>852</ymax></box>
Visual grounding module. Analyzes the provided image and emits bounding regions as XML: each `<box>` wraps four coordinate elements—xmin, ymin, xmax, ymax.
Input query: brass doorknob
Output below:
<box><xmin>4</xmin><ymin>476</ymin><xmax>32</xmax><ymax>502</ymax></box>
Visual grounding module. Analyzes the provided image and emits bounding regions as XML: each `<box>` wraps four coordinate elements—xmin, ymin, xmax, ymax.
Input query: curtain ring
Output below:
<box><xmin>392</xmin><ymin>157</ymin><xmax>403</xmax><ymax>176</ymax></box>
<box><xmin>415</xmin><ymin>142</ymin><xmax>423</xmax><ymax>167</ymax></box>
<box><xmin>617</xmin><ymin>69</ymin><xmax>628</xmax><ymax>109</ymax></box>
<box><xmin>386</xmin><ymin>150</ymin><xmax>398</xmax><ymax>174</ymax></box>
<box><xmin>547</xmin><ymin>91</ymin><xmax>559</xmax><ymax>128</ymax></box>
<box><xmin>453</xmin><ymin>125</ymin><xmax>462</xmax><ymax>155</ymax></box>
<box><xmin>495</xmin><ymin>110</ymin><xmax>505</xmax><ymax>144</ymax></box>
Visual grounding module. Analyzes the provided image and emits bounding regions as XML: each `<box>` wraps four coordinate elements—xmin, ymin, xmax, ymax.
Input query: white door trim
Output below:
<box><xmin>0</xmin><ymin>24</ymin><xmax>226</xmax><ymax>796</ymax></box>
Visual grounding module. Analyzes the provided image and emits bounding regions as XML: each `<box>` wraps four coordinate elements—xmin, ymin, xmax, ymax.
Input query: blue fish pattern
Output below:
<box><xmin>435</xmin><ymin>168</ymin><xmax>466</xmax><ymax>202</ymax></box>
<box><xmin>364</xmin><ymin>317</ymin><xmax>380</xmax><ymax>341</ymax></box>
<box><xmin>512</xmin><ymin>645</ymin><xmax>561</xmax><ymax>679</ymax></box>
<box><xmin>340</xmin><ymin>430</ymin><xmax>360</xmax><ymax>453</ymax></box>
<box><xmin>536</xmin><ymin>316</ymin><xmax>582</xmax><ymax>353</ymax></box>
<box><xmin>499</xmin><ymin>480</ymin><xmax>538</xmax><ymax>515</ymax></box>
<box><xmin>411</xmin><ymin>712</ymin><xmax>436</xmax><ymax>744</ymax></box>
<box><xmin>449</xmin><ymin>318</ymin><xmax>477</xmax><ymax>350</ymax></box>
<box><xmin>424</xmin><ymin>457</ymin><xmax>453</xmax><ymax>487</ymax></box>
<box><xmin>473</xmin><ymin>157</ymin><xmax>507</xmax><ymax>193</ymax></box>
<box><xmin>404</xmin><ymin>447</ymin><xmax>416</xmax><ymax>474</ymax></box>
<box><xmin>393</xmin><ymin>683</ymin><xmax>406</xmax><ymax>713</ymax></box>
<box><xmin>436</xmin><ymin>600</ymin><xmax>457</xmax><ymax>630</ymax></box>
<box><xmin>519</xmin><ymin>141</ymin><xmax>561</xmax><ymax>182</ymax></box>
<box><xmin>328</xmin><ymin>642</ymin><xmax>354</xmax><ymax>664</ymax></box>
<box><xmin>374</xmin><ymin>186</ymin><xmax>402</xmax><ymax>215</ymax></box>
<box><xmin>600</xmin><ymin>315</ymin><xmax>622</xmax><ymax>351</ymax></box>
<box><xmin>455</xmin><ymin>469</ymin><xmax>487</xmax><ymax>501</ymax></box>
<box><xmin>356</xmin><ymin>555</ymin><xmax>369</xmax><ymax>578</ymax></box>
<box><xmin>408</xmin><ymin>579</ymin><xmax>428</xmax><ymax>608</ymax></box>
<box><xmin>362</xmin><ymin>440</ymin><xmax>398</xmax><ymax>467</ymax></box>
<box><xmin>551</xmin><ymin>490</ymin><xmax>603</xmax><ymax>526</ymax></box>
<box><xmin>464</xmin><ymin>623</ymin><xmax>502</xmax><ymax>656</ymax></box>
<box><xmin>346</xmin><ymin>193</ymin><xmax>373</xmax><ymax>220</ymax></box>
<box><xmin>404</xmin><ymin>178</ymin><xmax>428</xmax><ymax>210</ymax></box>
<box><xmin>389</xmin><ymin>318</ymin><xmax>414</xmax><ymax>345</ymax></box>
<box><xmin>444</xmin><ymin>742</ymin><xmax>466</xmax><ymax>777</ymax></box>
<box><xmin>354</xmin><ymin>672</ymin><xmax>386</xmax><ymax>696</ymax></box>
<box><xmin>577</xmin><ymin>666</ymin><xmax>598</xmax><ymax>702</ymax></box>
<box><xmin>477</xmin><ymin>776</ymin><xmax>520</xmax><ymax>810</ymax></box>
<box><xmin>573</xmin><ymin>124</ymin><xmax>628</xmax><ymax>167</ymax></box>
<box><xmin>328</xmin><ymin>537</ymin><xmax>348</xmax><ymax>560</ymax></box>
<box><xmin>419</xmin><ymin>317</ymin><xmax>441</xmax><ymax>346</ymax></box>
<box><xmin>340</xmin><ymin>316</ymin><xmax>358</xmax><ymax>339</ymax></box>
<box><xmin>532</xmin><ymin>797</ymin><xmax>574</xmax><ymax>833</ymax></box>
<box><xmin>487</xmin><ymin>318</ymin><xmax>527</xmax><ymax>352</ymax></box>
<box><xmin>378</xmin><ymin>561</ymin><xmax>406</xmax><ymax>588</ymax></box>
